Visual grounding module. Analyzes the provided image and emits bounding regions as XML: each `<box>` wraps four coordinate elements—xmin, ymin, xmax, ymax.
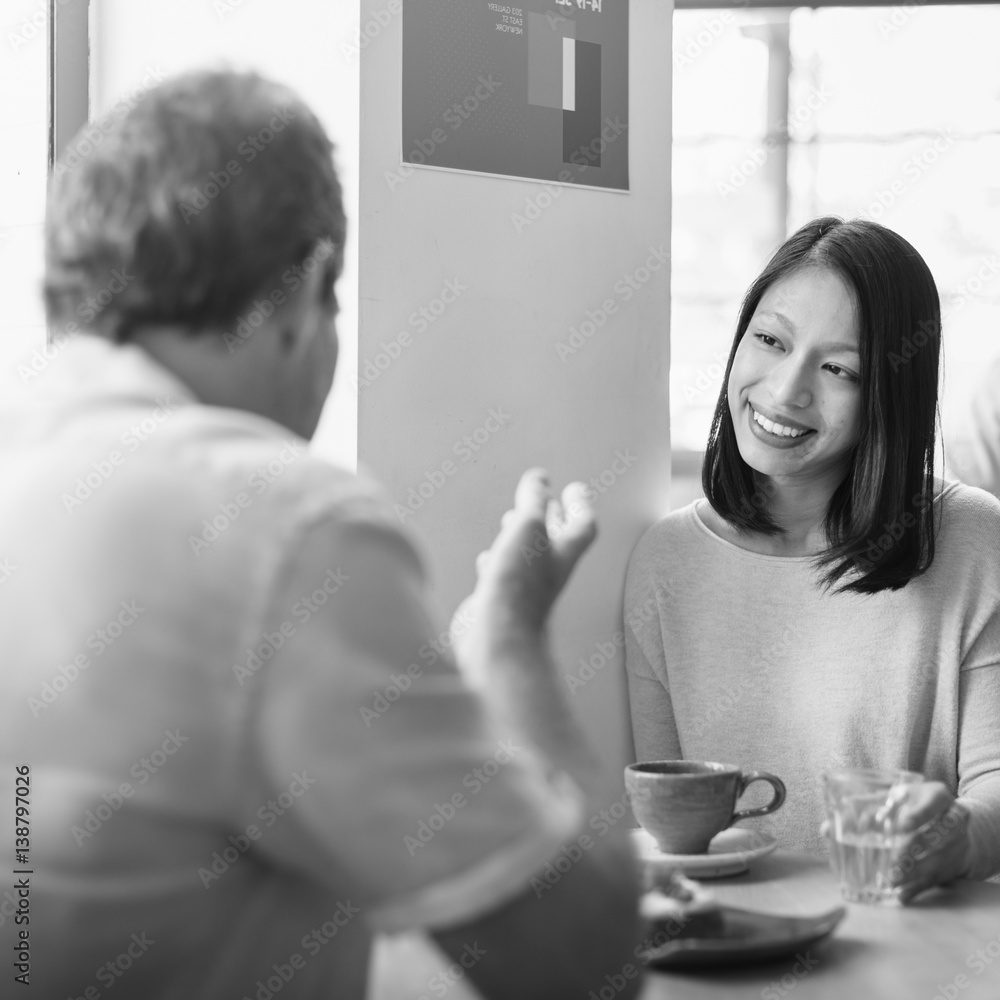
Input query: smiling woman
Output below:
<box><xmin>624</xmin><ymin>216</ymin><xmax>1000</xmax><ymax>901</ymax></box>
<box><xmin>703</xmin><ymin>217</ymin><xmax>940</xmax><ymax>593</ymax></box>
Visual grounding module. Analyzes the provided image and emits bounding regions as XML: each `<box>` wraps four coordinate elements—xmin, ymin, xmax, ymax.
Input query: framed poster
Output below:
<box><xmin>401</xmin><ymin>0</ymin><xmax>629</xmax><ymax>191</ymax></box>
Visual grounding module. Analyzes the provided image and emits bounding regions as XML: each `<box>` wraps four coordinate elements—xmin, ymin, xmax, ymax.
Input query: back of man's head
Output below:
<box><xmin>44</xmin><ymin>69</ymin><xmax>345</xmax><ymax>343</ymax></box>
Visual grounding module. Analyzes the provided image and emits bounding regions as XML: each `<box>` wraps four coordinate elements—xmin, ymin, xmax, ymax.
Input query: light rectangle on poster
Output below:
<box><xmin>562</xmin><ymin>37</ymin><xmax>576</xmax><ymax>112</ymax></box>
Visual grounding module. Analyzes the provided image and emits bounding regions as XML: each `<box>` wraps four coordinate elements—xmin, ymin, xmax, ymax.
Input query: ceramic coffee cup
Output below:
<box><xmin>624</xmin><ymin>760</ymin><xmax>786</xmax><ymax>855</ymax></box>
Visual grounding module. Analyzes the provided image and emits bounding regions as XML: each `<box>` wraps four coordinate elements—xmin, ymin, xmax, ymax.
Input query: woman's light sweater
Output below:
<box><xmin>625</xmin><ymin>481</ymin><xmax>1000</xmax><ymax>880</ymax></box>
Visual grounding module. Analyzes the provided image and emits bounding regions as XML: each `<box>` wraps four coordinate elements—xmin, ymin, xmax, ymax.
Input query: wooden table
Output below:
<box><xmin>640</xmin><ymin>851</ymin><xmax>1000</xmax><ymax>1000</ymax></box>
<box><xmin>369</xmin><ymin>851</ymin><xmax>1000</xmax><ymax>999</ymax></box>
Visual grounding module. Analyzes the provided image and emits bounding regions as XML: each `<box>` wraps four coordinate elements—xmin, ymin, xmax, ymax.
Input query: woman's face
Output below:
<box><xmin>727</xmin><ymin>267</ymin><xmax>862</xmax><ymax>485</ymax></box>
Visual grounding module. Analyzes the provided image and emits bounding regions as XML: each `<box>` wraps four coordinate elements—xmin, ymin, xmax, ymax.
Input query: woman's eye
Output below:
<box><xmin>754</xmin><ymin>333</ymin><xmax>779</xmax><ymax>348</ymax></box>
<box><xmin>824</xmin><ymin>363</ymin><xmax>858</xmax><ymax>381</ymax></box>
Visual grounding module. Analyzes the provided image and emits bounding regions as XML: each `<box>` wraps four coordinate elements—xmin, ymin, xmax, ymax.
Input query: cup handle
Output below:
<box><xmin>728</xmin><ymin>771</ymin><xmax>786</xmax><ymax>826</ymax></box>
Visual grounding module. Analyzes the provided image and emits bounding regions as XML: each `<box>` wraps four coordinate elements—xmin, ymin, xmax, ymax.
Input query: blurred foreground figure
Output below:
<box><xmin>947</xmin><ymin>354</ymin><xmax>1000</xmax><ymax>499</ymax></box>
<box><xmin>0</xmin><ymin>71</ymin><xmax>639</xmax><ymax>999</ymax></box>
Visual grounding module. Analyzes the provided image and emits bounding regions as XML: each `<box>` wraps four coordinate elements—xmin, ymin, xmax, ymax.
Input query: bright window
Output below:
<box><xmin>0</xmin><ymin>0</ymin><xmax>50</xmax><ymax>373</ymax></box>
<box><xmin>671</xmin><ymin>4</ymin><xmax>1000</xmax><ymax>496</ymax></box>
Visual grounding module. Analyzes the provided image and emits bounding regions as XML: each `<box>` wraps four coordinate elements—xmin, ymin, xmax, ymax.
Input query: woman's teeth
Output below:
<box><xmin>752</xmin><ymin>408</ymin><xmax>809</xmax><ymax>438</ymax></box>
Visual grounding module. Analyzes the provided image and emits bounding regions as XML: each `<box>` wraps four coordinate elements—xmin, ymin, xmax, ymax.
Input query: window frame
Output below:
<box><xmin>675</xmin><ymin>1</ymin><xmax>996</xmax><ymax>8</ymax></box>
<box><xmin>48</xmin><ymin>0</ymin><xmax>90</xmax><ymax>171</ymax></box>
<box><xmin>46</xmin><ymin>0</ymin><xmax>89</xmax><ymax>348</ymax></box>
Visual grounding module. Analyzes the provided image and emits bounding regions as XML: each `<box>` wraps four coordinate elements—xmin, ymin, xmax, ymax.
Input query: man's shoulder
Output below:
<box><xmin>101</xmin><ymin>404</ymin><xmax>408</xmax><ymax>568</ymax></box>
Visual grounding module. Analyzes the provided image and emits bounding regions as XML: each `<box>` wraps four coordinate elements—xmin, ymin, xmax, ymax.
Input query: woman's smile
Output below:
<box><xmin>747</xmin><ymin>402</ymin><xmax>816</xmax><ymax>446</ymax></box>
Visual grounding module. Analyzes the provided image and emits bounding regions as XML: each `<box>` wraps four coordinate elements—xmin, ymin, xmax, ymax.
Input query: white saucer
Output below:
<box><xmin>630</xmin><ymin>827</ymin><xmax>778</xmax><ymax>878</ymax></box>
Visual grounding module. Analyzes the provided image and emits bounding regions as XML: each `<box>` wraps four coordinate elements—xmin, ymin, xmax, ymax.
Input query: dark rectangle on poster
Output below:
<box><xmin>562</xmin><ymin>40</ymin><xmax>601</xmax><ymax>167</ymax></box>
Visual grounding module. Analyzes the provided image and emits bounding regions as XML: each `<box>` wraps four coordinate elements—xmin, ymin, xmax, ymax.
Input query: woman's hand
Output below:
<box><xmin>887</xmin><ymin>782</ymin><xmax>972</xmax><ymax>902</ymax></box>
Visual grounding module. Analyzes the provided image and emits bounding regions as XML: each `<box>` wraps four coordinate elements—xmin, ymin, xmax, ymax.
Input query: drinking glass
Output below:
<box><xmin>822</xmin><ymin>768</ymin><xmax>924</xmax><ymax>904</ymax></box>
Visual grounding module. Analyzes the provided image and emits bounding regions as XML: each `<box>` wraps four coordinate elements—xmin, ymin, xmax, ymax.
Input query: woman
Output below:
<box><xmin>625</xmin><ymin>217</ymin><xmax>1000</xmax><ymax>898</ymax></box>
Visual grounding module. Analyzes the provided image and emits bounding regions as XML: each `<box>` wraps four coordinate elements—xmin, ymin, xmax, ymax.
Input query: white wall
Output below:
<box><xmin>90</xmin><ymin>0</ymin><xmax>361</xmax><ymax>469</ymax></box>
<box><xmin>359</xmin><ymin>0</ymin><xmax>673</xmax><ymax>775</ymax></box>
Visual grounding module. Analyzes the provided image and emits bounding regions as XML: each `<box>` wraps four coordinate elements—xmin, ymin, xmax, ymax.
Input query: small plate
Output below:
<box><xmin>640</xmin><ymin>904</ymin><xmax>847</xmax><ymax>970</ymax></box>
<box><xmin>630</xmin><ymin>827</ymin><xmax>778</xmax><ymax>878</ymax></box>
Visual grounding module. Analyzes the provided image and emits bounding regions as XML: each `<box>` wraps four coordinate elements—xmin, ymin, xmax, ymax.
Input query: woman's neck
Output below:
<box><xmin>700</xmin><ymin>467</ymin><xmax>847</xmax><ymax>557</ymax></box>
<box><xmin>758</xmin><ymin>475</ymin><xmax>838</xmax><ymax>555</ymax></box>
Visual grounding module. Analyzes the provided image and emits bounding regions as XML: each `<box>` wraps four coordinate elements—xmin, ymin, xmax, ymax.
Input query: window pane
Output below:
<box><xmin>786</xmin><ymin>4</ymin><xmax>1000</xmax><ymax>439</ymax></box>
<box><xmin>672</xmin><ymin>3</ymin><xmax>1000</xmax><ymax>467</ymax></box>
<box><xmin>671</xmin><ymin>7</ymin><xmax>788</xmax><ymax>454</ymax></box>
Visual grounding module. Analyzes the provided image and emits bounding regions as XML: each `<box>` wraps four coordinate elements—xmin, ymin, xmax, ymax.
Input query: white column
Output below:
<box><xmin>360</xmin><ymin>0</ymin><xmax>674</xmax><ymax>774</ymax></box>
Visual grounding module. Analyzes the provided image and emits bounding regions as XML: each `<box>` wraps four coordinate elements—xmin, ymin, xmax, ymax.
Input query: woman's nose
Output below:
<box><xmin>767</xmin><ymin>358</ymin><xmax>812</xmax><ymax>409</ymax></box>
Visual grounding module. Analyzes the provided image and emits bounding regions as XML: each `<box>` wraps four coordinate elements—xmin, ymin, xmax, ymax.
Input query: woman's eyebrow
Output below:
<box><xmin>759</xmin><ymin>310</ymin><xmax>795</xmax><ymax>330</ymax></box>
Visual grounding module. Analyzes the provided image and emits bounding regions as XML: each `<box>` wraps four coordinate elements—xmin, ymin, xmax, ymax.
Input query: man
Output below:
<box><xmin>0</xmin><ymin>70</ymin><xmax>641</xmax><ymax>997</ymax></box>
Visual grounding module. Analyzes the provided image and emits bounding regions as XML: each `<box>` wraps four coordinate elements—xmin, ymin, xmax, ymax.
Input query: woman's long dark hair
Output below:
<box><xmin>702</xmin><ymin>217</ymin><xmax>940</xmax><ymax>595</ymax></box>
